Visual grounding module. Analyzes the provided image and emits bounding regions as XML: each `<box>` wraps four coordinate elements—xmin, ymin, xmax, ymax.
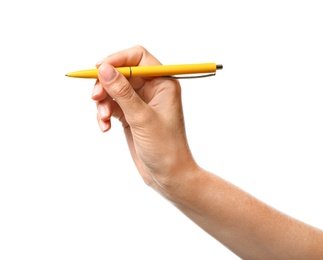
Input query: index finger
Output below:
<box><xmin>96</xmin><ymin>45</ymin><xmax>164</xmax><ymax>90</ymax></box>
<box><xmin>96</xmin><ymin>45</ymin><xmax>162</xmax><ymax>68</ymax></box>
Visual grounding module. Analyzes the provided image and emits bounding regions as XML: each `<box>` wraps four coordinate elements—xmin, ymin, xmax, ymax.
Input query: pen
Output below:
<box><xmin>65</xmin><ymin>63</ymin><xmax>223</xmax><ymax>79</ymax></box>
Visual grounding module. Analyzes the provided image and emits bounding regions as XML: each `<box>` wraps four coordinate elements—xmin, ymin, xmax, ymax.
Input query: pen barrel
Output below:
<box><xmin>130</xmin><ymin>63</ymin><xmax>217</xmax><ymax>77</ymax></box>
<box><xmin>66</xmin><ymin>68</ymin><xmax>129</xmax><ymax>78</ymax></box>
<box><xmin>66</xmin><ymin>69</ymin><xmax>98</xmax><ymax>78</ymax></box>
<box><xmin>66</xmin><ymin>63</ymin><xmax>219</xmax><ymax>79</ymax></box>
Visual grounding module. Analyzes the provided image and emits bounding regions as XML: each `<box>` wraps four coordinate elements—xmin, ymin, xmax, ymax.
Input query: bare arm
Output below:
<box><xmin>166</xmin><ymin>167</ymin><xmax>323</xmax><ymax>259</ymax></box>
<box><xmin>92</xmin><ymin>45</ymin><xmax>323</xmax><ymax>259</ymax></box>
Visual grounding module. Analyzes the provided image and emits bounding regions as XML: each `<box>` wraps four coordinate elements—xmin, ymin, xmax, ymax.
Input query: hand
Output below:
<box><xmin>91</xmin><ymin>46</ymin><xmax>198</xmax><ymax>195</ymax></box>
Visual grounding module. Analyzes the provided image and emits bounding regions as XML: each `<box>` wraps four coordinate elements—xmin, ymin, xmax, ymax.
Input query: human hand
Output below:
<box><xmin>91</xmin><ymin>46</ymin><xmax>198</xmax><ymax>194</ymax></box>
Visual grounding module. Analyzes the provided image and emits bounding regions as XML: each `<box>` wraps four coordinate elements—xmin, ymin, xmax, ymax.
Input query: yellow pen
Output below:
<box><xmin>66</xmin><ymin>63</ymin><xmax>223</xmax><ymax>79</ymax></box>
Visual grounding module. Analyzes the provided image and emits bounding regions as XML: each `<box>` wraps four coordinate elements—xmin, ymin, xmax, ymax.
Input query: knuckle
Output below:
<box><xmin>132</xmin><ymin>45</ymin><xmax>148</xmax><ymax>60</ymax></box>
<box><xmin>133</xmin><ymin>44</ymin><xmax>146</xmax><ymax>53</ymax></box>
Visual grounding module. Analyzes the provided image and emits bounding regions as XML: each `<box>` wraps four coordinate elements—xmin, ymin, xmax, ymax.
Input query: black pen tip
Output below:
<box><xmin>216</xmin><ymin>64</ymin><xmax>223</xmax><ymax>70</ymax></box>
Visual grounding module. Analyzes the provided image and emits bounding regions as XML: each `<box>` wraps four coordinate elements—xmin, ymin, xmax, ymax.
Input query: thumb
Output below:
<box><xmin>98</xmin><ymin>62</ymin><xmax>149</xmax><ymax>125</ymax></box>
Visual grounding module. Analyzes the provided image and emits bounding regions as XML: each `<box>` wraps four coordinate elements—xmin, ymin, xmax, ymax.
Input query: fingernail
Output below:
<box><xmin>98</xmin><ymin>105</ymin><xmax>110</xmax><ymax>120</ymax></box>
<box><xmin>91</xmin><ymin>82</ymin><xmax>100</xmax><ymax>98</ymax></box>
<box><xmin>99</xmin><ymin>119</ymin><xmax>110</xmax><ymax>132</ymax></box>
<box><xmin>99</xmin><ymin>63</ymin><xmax>118</xmax><ymax>84</ymax></box>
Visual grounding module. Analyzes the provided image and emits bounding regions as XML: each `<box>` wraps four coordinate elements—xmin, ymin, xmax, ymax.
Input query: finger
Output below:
<box><xmin>96</xmin><ymin>45</ymin><xmax>162</xmax><ymax>68</ymax></box>
<box><xmin>96</xmin><ymin>45</ymin><xmax>163</xmax><ymax>89</ymax></box>
<box><xmin>97</xmin><ymin>95</ymin><xmax>113</xmax><ymax>121</ymax></box>
<box><xmin>96</xmin><ymin>113</ymin><xmax>111</xmax><ymax>132</ymax></box>
<box><xmin>92</xmin><ymin>80</ymin><xmax>107</xmax><ymax>101</ymax></box>
<box><xmin>110</xmin><ymin>99</ymin><xmax>123</xmax><ymax>119</ymax></box>
<box><xmin>98</xmin><ymin>62</ymin><xmax>152</xmax><ymax>126</ymax></box>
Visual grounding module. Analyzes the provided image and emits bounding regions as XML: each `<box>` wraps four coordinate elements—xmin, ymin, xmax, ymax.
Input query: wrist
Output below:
<box><xmin>157</xmin><ymin>162</ymin><xmax>208</xmax><ymax>207</ymax></box>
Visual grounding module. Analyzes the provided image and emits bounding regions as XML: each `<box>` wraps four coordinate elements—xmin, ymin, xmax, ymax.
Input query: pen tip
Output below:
<box><xmin>216</xmin><ymin>64</ymin><xmax>223</xmax><ymax>70</ymax></box>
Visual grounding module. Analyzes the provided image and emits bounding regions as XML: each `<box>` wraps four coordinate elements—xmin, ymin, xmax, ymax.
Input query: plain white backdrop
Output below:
<box><xmin>1</xmin><ymin>1</ymin><xmax>322</xmax><ymax>259</ymax></box>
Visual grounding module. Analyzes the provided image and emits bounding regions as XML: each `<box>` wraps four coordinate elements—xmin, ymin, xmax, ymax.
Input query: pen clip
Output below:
<box><xmin>163</xmin><ymin>73</ymin><xmax>216</xmax><ymax>79</ymax></box>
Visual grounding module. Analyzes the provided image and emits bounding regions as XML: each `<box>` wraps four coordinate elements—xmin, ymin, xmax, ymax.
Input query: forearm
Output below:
<box><xmin>164</xmin><ymin>167</ymin><xmax>323</xmax><ymax>259</ymax></box>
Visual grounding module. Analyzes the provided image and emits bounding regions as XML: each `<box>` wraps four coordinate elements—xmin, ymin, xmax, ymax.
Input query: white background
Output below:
<box><xmin>1</xmin><ymin>1</ymin><xmax>322</xmax><ymax>259</ymax></box>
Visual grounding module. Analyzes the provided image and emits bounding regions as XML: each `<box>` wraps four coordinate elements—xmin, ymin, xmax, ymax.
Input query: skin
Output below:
<box><xmin>91</xmin><ymin>45</ymin><xmax>323</xmax><ymax>259</ymax></box>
